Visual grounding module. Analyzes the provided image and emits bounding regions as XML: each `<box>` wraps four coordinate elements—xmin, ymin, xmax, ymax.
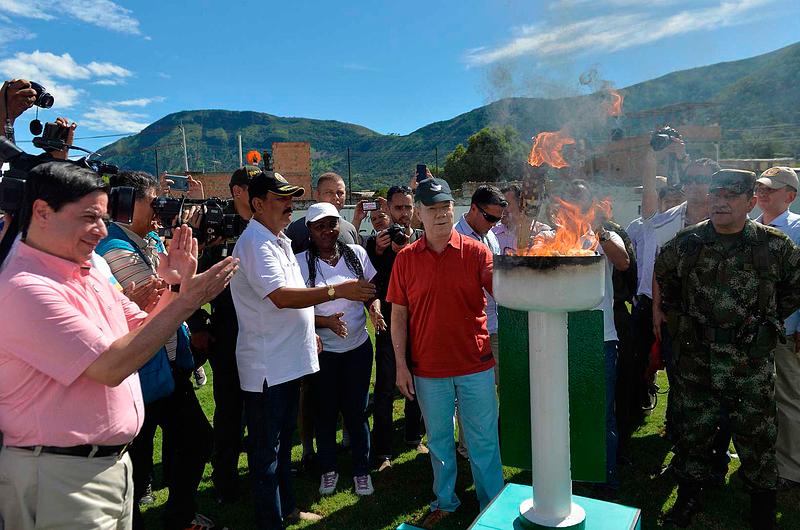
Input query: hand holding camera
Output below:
<box><xmin>1</xmin><ymin>79</ymin><xmax>37</xmax><ymax>127</ymax></box>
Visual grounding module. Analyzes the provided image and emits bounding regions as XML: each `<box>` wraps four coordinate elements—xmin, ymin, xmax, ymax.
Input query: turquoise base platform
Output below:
<box><xmin>468</xmin><ymin>484</ymin><xmax>641</xmax><ymax>530</ymax></box>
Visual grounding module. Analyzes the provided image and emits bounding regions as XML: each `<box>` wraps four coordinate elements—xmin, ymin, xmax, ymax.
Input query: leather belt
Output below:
<box><xmin>14</xmin><ymin>444</ymin><xmax>129</xmax><ymax>458</ymax></box>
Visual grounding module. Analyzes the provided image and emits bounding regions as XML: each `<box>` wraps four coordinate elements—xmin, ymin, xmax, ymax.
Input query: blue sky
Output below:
<box><xmin>1</xmin><ymin>0</ymin><xmax>798</xmax><ymax>153</ymax></box>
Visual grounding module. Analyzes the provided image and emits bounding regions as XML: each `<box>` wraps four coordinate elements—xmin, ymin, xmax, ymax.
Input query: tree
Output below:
<box><xmin>443</xmin><ymin>127</ymin><xmax>529</xmax><ymax>189</ymax></box>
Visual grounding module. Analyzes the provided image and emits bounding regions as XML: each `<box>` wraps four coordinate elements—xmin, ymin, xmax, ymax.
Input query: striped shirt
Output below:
<box><xmin>99</xmin><ymin>224</ymin><xmax>178</xmax><ymax>361</ymax></box>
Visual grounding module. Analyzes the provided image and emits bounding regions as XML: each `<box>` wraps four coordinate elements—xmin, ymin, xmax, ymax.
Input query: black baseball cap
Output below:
<box><xmin>229</xmin><ymin>165</ymin><xmax>262</xmax><ymax>187</ymax></box>
<box><xmin>415</xmin><ymin>178</ymin><xmax>453</xmax><ymax>206</ymax></box>
<box><xmin>248</xmin><ymin>170</ymin><xmax>305</xmax><ymax>198</ymax></box>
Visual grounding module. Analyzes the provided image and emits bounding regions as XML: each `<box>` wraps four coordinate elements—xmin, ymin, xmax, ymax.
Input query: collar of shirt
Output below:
<box><xmin>755</xmin><ymin>209</ymin><xmax>795</xmax><ymax>228</ymax></box>
<box><xmin>699</xmin><ymin>218</ymin><xmax>759</xmax><ymax>246</ymax></box>
<box><xmin>415</xmin><ymin>229</ymin><xmax>462</xmax><ymax>253</ymax></box>
<box><xmin>251</xmin><ymin>218</ymin><xmax>294</xmax><ymax>257</ymax></box>
<box><xmin>493</xmin><ymin>222</ymin><xmax>511</xmax><ymax>235</ymax></box>
<box><xmin>17</xmin><ymin>241</ymin><xmax>92</xmax><ymax>279</ymax></box>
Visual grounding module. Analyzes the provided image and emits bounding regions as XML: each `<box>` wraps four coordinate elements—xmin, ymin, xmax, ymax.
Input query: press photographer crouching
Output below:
<box><xmin>0</xmin><ymin>162</ymin><xmax>237</xmax><ymax>530</ymax></box>
<box><xmin>95</xmin><ymin>170</ymin><xmax>217</xmax><ymax>530</ymax></box>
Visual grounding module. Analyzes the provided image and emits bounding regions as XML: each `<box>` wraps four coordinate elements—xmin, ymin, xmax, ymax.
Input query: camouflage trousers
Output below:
<box><xmin>671</xmin><ymin>372</ymin><xmax>778</xmax><ymax>491</ymax></box>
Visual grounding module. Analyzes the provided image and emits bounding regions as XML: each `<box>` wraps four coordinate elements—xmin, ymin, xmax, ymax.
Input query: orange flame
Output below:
<box><xmin>606</xmin><ymin>89</ymin><xmax>623</xmax><ymax>116</ymax></box>
<box><xmin>528</xmin><ymin>131</ymin><xmax>576</xmax><ymax>169</ymax></box>
<box><xmin>246</xmin><ymin>150</ymin><xmax>262</xmax><ymax>165</ymax></box>
<box><xmin>513</xmin><ymin>197</ymin><xmax>613</xmax><ymax>256</ymax></box>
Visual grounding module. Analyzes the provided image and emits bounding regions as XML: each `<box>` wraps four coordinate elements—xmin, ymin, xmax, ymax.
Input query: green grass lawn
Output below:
<box><xmin>142</xmin><ymin>368</ymin><xmax>800</xmax><ymax>530</ymax></box>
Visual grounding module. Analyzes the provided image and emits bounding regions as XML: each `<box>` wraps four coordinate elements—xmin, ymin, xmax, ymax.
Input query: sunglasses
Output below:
<box><xmin>476</xmin><ymin>204</ymin><xmax>502</xmax><ymax>224</ymax></box>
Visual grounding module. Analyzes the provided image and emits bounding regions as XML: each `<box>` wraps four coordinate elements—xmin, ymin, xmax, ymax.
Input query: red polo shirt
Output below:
<box><xmin>387</xmin><ymin>229</ymin><xmax>495</xmax><ymax>378</ymax></box>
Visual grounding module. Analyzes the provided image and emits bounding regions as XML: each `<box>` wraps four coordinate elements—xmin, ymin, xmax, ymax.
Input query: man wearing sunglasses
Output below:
<box><xmin>454</xmin><ymin>185</ymin><xmax>507</xmax><ymax>377</ymax></box>
<box><xmin>655</xmin><ymin>169</ymin><xmax>800</xmax><ymax>528</ymax></box>
<box><xmin>753</xmin><ymin>167</ymin><xmax>800</xmax><ymax>492</ymax></box>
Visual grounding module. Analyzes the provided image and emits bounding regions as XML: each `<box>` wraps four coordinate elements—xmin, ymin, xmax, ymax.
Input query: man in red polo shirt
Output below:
<box><xmin>388</xmin><ymin>178</ymin><xmax>504</xmax><ymax>528</ymax></box>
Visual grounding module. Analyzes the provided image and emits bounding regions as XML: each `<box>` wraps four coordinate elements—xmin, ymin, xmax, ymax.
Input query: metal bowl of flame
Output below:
<box><xmin>493</xmin><ymin>254</ymin><xmax>605</xmax><ymax>313</ymax></box>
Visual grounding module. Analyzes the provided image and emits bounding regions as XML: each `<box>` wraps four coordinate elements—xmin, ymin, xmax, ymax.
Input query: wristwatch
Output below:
<box><xmin>327</xmin><ymin>285</ymin><xmax>336</xmax><ymax>300</ymax></box>
<box><xmin>599</xmin><ymin>230</ymin><xmax>611</xmax><ymax>243</ymax></box>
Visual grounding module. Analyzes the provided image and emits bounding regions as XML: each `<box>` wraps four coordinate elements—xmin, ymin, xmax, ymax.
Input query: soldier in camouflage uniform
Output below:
<box><xmin>654</xmin><ymin>169</ymin><xmax>800</xmax><ymax>529</ymax></box>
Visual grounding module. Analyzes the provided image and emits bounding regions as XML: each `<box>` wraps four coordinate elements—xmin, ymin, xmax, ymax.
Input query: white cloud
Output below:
<box><xmin>341</xmin><ymin>62</ymin><xmax>379</xmax><ymax>72</ymax></box>
<box><xmin>59</xmin><ymin>0</ymin><xmax>141</xmax><ymax>35</ymax></box>
<box><xmin>0</xmin><ymin>0</ymin><xmax>53</xmax><ymax>19</ymax></box>
<box><xmin>0</xmin><ymin>50</ymin><xmax>133</xmax><ymax>108</ymax></box>
<box><xmin>0</xmin><ymin>0</ymin><xmax>142</xmax><ymax>35</ymax></box>
<box><xmin>81</xmin><ymin>106</ymin><xmax>149</xmax><ymax>132</ymax></box>
<box><xmin>465</xmin><ymin>0</ymin><xmax>773</xmax><ymax>66</ymax></box>
<box><xmin>86</xmin><ymin>61</ymin><xmax>132</xmax><ymax>78</ymax></box>
<box><xmin>112</xmin><ymin>96</ymin><xmax>165</xmax><ymax>107</ymax></box>
<box><xmin>94</xmin><ymin>79</ymin><xmax>124</xmax><ymax>86</ymax></box>
<box><xmin>0</xmin><ymin>24</ymin><xmax>34</xmax><ymax>45</ymax></box>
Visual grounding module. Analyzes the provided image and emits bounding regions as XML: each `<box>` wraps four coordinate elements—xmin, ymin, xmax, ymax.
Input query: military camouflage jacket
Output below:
<box><xmin>655</xmin><ymin>219</ymin><xmax>800</xmax><ymax>387</ymax></box>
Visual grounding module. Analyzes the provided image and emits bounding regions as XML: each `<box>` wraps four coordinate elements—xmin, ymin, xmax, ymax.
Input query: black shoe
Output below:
<box><xmin>138</xmin><ymin>483</ymin><xmax>155</xmax><ymax>506</ymax></box>
<box><xmin>666</xmin><ymin>483</ymin><xmax>703</xmax><ymax>528</ymax></box>
<box><xmin>749</xmin><ymin>490</ymin><xmax>776</xmax><ymax>530</ymax></box>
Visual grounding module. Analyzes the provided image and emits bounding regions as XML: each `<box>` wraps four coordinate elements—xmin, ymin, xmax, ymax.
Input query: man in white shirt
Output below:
<box><xmin>230</xmin><ymin>170</ymin><xmax>375</xmax><ymax>530</ymax></box>
<box><xmin>754</xmin><ymin>166</ymin><xmax>800</xmax><ymax>490</ymax></box>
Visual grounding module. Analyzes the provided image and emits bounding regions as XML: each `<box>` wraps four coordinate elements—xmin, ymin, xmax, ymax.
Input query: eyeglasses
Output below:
<box><xmin>708</xmin><ymin>189</ymin><xmax>747</xmax><ymax>201</ymax></box>
<box><xmin>476</xmin><ymin>204</ymin><xmax>502</xmax><ymax>224</ymax></box>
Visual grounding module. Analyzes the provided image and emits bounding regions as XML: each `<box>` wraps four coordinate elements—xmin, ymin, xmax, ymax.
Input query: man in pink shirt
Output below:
<box><xmin>0</xmin><ymin>161</ymin><xmax>237</xmax><ymax>530</ymax></box>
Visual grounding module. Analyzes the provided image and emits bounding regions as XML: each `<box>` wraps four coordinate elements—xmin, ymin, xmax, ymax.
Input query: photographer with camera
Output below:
<box><xmin>95</xmin><ymin>170</ymin><xmax>218</xmax><ymax>530</ymax></box>
<box><xmin>365</xmin><ymin>184</ymin><xmax>427</xmax><ymax>471</ymax></box>
<box><xmin>0</xmin><ymin>161</ymin><xmax>237</xmax><ymax>530</ymax></box>
<box><xmin>196</xmin><ymin>165</ymin><xmax>256</xmax><ymax>504</ymax></box>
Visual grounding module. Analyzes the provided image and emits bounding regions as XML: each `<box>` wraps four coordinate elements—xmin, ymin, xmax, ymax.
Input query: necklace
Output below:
<box><xmin>318</xmin><ymin>248</ymin><xmax>340</xmax><ymax>266</ymax></box>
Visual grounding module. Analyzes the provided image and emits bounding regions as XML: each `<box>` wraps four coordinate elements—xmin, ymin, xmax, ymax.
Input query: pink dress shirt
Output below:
<box><xmin>0</xmin><ymin>242</ymin><xmax>147</xmax><ymax>447</ymax></box>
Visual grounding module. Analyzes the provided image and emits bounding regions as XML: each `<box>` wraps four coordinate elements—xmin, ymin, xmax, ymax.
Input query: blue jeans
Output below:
<box><xmin>243</xmin><ymin>378</ymin><xmax>300</xmax><ymax>530</ymax></box>
<box><xmin>605</xmin><ymin>340</ymin><xmax>619</xmax><ymax>489</ymax></box>
<box><xmin>312</xmin><ymin>338</ymin><xmax>373</xmax><ymax>477</ymax></box>
<box><xmin>414</xmin><ymin>367</ymin><xmax>504</xmax><ymax>512</ymax></box>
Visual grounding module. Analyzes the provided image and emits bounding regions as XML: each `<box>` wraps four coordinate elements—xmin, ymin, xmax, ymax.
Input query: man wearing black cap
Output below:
<box><xmin>198</xmin><ymin>165</ymin><xmax>257</xmax><ymax>503</ymax></box>
<box><xmin>655</xmin><ymin>169</ymin><xmax>800</xmax><ymax>528</ymax></box>
<box><xmin>388</xmin><ymin>178</ymin><xmax>504</xmax><ymax>528</ymax></box>
<box><xmin>230</xmin><ymin>171</ymin><xmax>375</xmax><ymax>529</ymax></box>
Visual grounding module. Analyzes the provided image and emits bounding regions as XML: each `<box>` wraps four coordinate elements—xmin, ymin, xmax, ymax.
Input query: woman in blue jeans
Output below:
<box><xmin>298</xmin><ymin>203</ymin><xmax>385</xmax><ymax>496</ymax></box>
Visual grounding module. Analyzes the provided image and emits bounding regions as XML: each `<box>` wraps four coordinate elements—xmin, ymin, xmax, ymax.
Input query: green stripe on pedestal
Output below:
<box><xmin>498</xmin><ymin>307</ymin><xmax>606</xmax><ymax>482</ymax></box>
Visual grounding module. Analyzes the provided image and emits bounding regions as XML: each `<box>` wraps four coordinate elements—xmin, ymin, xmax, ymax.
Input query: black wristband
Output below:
<box><xmin>169</xmin><ymin>284</ymin><xmax>180</xmax><ymax>293</ymax></box>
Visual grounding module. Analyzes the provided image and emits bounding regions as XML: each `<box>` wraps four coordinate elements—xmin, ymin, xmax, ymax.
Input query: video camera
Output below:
<box><xmin>150</xmin><ymin>195</ymin><xmax>246</xmax><ymax>243</ymax></box>
<box><xmin>649</xmin><ymin>125</ymin><xmax>682</xmax><ymax>152</ymax></box>
<box><xmin>0</xmin><ymin>136</ymin><xmax>134</xmax><ymax>223</ymax></box>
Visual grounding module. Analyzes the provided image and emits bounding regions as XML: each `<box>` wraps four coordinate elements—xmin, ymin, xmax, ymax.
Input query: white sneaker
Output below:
<box><xmin>319</xmin><ymin>471</ymin><xmax>339</xmax><ymax>495</ymax></box>
<box><xmin>354</xmin><ymin>474</ymin><xmax>374</xmax><ymax>496</ymax></box>
<box><xmin>194</xmin><ymin>366</ymin><xmax>207</xmax><ymax>387</ymax></box>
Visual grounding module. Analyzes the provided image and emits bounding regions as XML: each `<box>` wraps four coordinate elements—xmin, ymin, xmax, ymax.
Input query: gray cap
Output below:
<box><xmin>757</xmin><ymin>166</ymin><xmax>799</xmax><ymax>191</ymax></box>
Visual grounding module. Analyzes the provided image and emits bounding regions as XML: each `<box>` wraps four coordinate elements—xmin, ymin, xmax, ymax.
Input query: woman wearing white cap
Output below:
<box><xmin>297</xmin><ymin>202</ymin><xmax>385</xmax><ymax>497</ymax></box>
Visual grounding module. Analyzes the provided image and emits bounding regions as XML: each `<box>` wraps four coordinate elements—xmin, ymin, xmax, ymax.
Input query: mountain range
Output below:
<box><xmin>97</xmin><ymin>41</ymin><xmax>800</xmax><ymax>189</ymax></box>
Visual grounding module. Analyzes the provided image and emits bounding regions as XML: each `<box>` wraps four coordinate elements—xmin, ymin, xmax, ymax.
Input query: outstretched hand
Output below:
<box><xmin>157</xmin><ymin>225</ymin><xmax>198</xmax><ymax>286</ymax></box>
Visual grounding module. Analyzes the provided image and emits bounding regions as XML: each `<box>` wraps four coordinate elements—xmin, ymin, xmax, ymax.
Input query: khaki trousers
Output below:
<box><xmin>777</xmin><ymin>336</ymin><xmax>800</xmax><ymax>482</ymax></box>
<box><xmin>0</xmin><ymin>447</ymin><xmax>133</xmax><ymax>530</ymax></box>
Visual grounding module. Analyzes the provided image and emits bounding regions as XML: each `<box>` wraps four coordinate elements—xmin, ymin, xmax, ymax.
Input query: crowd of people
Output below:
<box><xmin>1</xmin><ymin>77</ymin><xmax>799</xmax><ymax>530</ymax></box>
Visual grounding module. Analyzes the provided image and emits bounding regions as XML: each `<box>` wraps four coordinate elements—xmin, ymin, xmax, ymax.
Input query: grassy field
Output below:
<box><xmin>142</xmin><ymin>367</ymin><xmax>800</xmax><ymax>530</ymax></box>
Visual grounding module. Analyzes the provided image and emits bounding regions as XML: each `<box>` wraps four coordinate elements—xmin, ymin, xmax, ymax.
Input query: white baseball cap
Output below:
<box><xmin>305</xmin><ymin>202</ymin><xmax>341</xmax><ymax>225</ymax></box>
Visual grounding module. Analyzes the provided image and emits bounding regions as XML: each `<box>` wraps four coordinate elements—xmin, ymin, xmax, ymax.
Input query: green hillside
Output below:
<box><xmin>97</xmin><ymin>41</ymin><xmax>800</xmax><ymax>189</ymax></box>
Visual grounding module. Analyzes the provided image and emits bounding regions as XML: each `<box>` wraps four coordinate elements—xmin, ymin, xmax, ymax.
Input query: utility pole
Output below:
<box><xmin>179</xmin><ymin>123</ymin><xmax>189</xmax><ymax>173</ymax></box>
<box><xmin>154</xmin><ymin>148</ymin><xmax>159</xmax><ymax>176</ymax></box>
<box><xmin>238</xmin><ymin>134</ymin><xmax>243</xmax><ymax>167</ymax></box>
<box><xmin>347</xmin><ymin>147</ymin><xmax>352</xmax><ymax>203</ymax></box>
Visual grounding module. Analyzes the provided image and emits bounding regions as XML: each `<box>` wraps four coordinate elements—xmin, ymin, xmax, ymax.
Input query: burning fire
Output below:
<box><xmin>528</xmin><ymin>130</ymin><xmax>576</xmax><ymax>169</ymax></box>
<box><xmin>512</xmin><ymin>197</ymin><xmax>612</xmax><ymax>257</ymax></box>
<box><xmin>605</xmin><ymin>89</ymin><xmax>623</xmax><ymax>116</ymax></box>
